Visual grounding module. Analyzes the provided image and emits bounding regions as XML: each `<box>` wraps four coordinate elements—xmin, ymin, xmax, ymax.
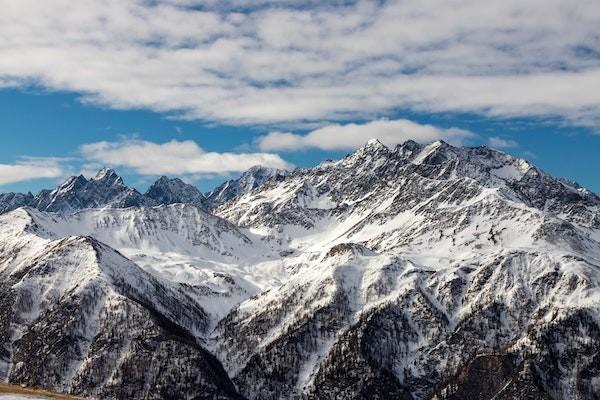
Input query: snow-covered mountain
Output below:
<box><xmin>206</xmin><ymin>165</ymin><xmax>288</xmax><ymax>208</ymax></box>
<box><xmin>145</xmin><ymin>176</ymin><xmax>207</xmax><ymax>208</ymax></box>
<box><xmin>0</xmin><ymin>193</ymin><xmax>34</xmax><ymax>214</ymax></box>
<box><xmin>0</xmin><ymin>140</ymin><xmax>599</xmax><ymax>399</ymax></box>
<box><xmin>0</xmin><ymin>166</ymin><xmax>286</xmax><ymax>214</ymax></box>
<box><xmin>33</xmin><ymin>168</ymin><xmax>154</xmax><ymax>212</ymax></box>
<box><xmin>0</xmin><ymin>208</ymin><xmax>242</xmax><ymax>399</ymax></box>
<box><xmin>212</xmin><ymin>139</ymin><xmax>600</xmax><ymax>399</ymax></box>
<box><xmin>9</xmin><ymin>204</ymin><xmax>284</xmax><ymax>324</ymax></box>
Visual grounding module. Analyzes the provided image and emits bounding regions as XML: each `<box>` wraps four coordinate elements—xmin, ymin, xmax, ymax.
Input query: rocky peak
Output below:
<box><xmin>145</xmin><ymin>176</ymin><xmax>206</xmax><ymax>208</ymax></box>
<box><xmin>0</xmin><ymin>192</ymin><xmax>35</xmax><ymax>213</ymax></box>
<box><xmin>206</xmin><ymin>165</ymin><xmax>288</xmax><ymax>208</ymax></box>
<box><xmin>93</xmin><ymin>167</ymin><xmax>124</xmax><ymax>186</ymax></box>
<box><xmin>57</xmin><ymin>174</ymin><xmax>88</xmax><ymax>192</ymax></box>
<box><xmin>29</xmin><ymin>168</ymin><xmax>153</xmax><ymax>213</ymax></box>
<box><xmin>238</xmin><ymin>166</ymin><xmax>287</xmax><ymax>187</ymax></box>
<box><xmin>411</xmin><ymin>140</ymin><xmax>458</xmax><ymax>165</ymax></box>
<box><xmin>394</xmin><ymin>139</ymin><xmax>422</xmax><ymax>159</ymax></box>
<box><xmin>350</xmin><ymin>138</ymin><xmax>390</xmax><ymax>157</ymax></box>
<box><xmin>364</xmin><ymin>138</ymin><xmax>387</xmax><ymax>149</ymax></box>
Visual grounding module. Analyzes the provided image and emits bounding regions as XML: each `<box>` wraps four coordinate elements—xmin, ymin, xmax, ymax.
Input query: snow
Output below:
<box><xmin>1</xmin><ymin>139</ymin><xmax>600</xmax><ymax>398</ymax></box>
<box><xmin>491</xmin><ymin>164</ymin><xmax>523</xmax><ymax>180</ymax></box>
<box><xmin>411</xmin><ymin>141</ymin><xmax>445</xmax><ymax>164</ymax></box>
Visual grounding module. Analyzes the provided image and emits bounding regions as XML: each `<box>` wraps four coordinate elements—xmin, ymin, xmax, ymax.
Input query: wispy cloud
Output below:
<box><xmin>256</xmin><ymin>119</ymin><xmax>476</xmax><ymax>151</ymax></box>
<box><xmin>80</xmin><ymin>138</ymin><xmax>292</xmax><ymax>175</ymax></box>
<box><xmin>0</xmin><ymin>157</ymin><xmax>66</xmax><ymax>186</ymax></box>
<box><xmin>0</xmin><ymin>1</ymin><xmax>599</xmax><ymax>126</ymax></box>
<box><xmin>489</xmin><ymin>136</ymin><xmax>519</xmax><ymax>149</ymax></box>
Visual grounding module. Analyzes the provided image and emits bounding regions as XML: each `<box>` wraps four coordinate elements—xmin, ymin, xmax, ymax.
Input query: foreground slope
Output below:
<box><xmin>0</xmin><ymin>208</ymin><xmax>243</xmax><ymax>399</ymax></box>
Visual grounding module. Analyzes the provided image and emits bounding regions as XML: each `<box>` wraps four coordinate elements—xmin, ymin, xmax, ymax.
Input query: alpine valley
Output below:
<box><xmin>0</xmin><ymin>139</ymin><xmax>598</xmax><ymax>400</ymax></box>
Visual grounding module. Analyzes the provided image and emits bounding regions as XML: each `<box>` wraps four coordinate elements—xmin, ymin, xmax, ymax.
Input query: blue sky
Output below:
<box><xmin>0</xmin><ymin>1</ymin><xmax>599</xmax><ymax>194</ymax></box>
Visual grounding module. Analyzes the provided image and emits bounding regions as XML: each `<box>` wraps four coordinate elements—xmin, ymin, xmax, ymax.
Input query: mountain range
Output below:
<box><xmin>0</xmin><ymin>139</ymin><xmax>598</xmax><ymax>399</ymax></box>
<box><xmin>0</xmin><ymin>165</ymin><xmax>286</xmax><ymax>213</ymax></box>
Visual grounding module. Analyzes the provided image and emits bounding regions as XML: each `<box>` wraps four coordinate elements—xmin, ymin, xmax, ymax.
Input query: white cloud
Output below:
<box><xmin>80</xmin><ymin>139</ymin><xmax>292</xmax><ymax>175</ymax></box>
<box><xmin>0</xmin><ymin>0</ymin><xmax>599</xmax><ymax>126</ymax></box>
<box><xmin>0</xmin><ymin>157</ymin><xmax>65</xmax><ymax>186</ymax></box>
<box><xmin>256</xmin><ymin>119</ymin><xmax>476</xmax><ymax>151</ymax></box>
<box><xmin>489</xmin><ymin>136</ymin><xmax>519</xmax><ymax>149</ymax></box>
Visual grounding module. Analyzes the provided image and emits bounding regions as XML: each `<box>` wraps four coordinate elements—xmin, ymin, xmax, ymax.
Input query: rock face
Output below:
<box><xmin>0</xmin><ymin>166</ymin><xmax>286</xmax><ymax>214</ymax></box>
<box><xmin>206</xmin><ymin>165</ymin><xmax>288</xmax><ymax>208</ymax></box>
<box><xmin>0</xmin><ymin>140</ymin><xmax>599</xmax><ymax>399</ymax></box>
<box><xmin>0</xmin><ymin>192</ymin><xmax>34</xmax><ymax>213</ymax></box>
<box><xmin>32</xmin><ymin>168</ymin><xmax>154</xmax><ymax>213</ymax></box>
<box><xmin>145</xmin><ymin>176</ymin><xmax>207</xmax><ymax>208</ymax></box>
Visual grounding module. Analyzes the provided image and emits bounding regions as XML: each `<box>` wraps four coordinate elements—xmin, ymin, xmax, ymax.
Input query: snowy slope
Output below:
<box><xmin>211</xmin><ymin>140</ymin><xmax>600</xmax><ymax>399</ymax></box>
<box><xmin>6</xmin><ymin>204</ymin><xmax>287</xmax><ymax>323</ymax></box>
<box><xmin>0</xmin><ymin>208</ymin><xmax>242</xmax><ymax>399</ymax></box>
<box><xmin>0</xmin><ymin>140</ymin><xmax>599</xmax><ymax>399</ymax></box>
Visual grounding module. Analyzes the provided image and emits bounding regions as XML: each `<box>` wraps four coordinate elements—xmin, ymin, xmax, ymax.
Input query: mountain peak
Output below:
<box><xmin>363</xmin><ymin>138</ymin><xmax>387</xmax><ymax>150</ymax></box>
<box><xmin>243</xmin><ymin>165</ymin><xmax>288</xmax><ymax>176</ymax></box>
<box><xmin>394</xmin><ymin>139</ymin><xmax>423</xmax><ymax>158</ymax></box>
<box><xmin>206</xmin><ymin>165</ymin><xmax>288</xmax><ymax>208</ymax></box>
<box><xmin>246</xmin><ymin>165</ymin><xmax>268</xmax><ymax>173</ymax></box>
<box><xmin>431</xmin><ymin>139</ymin><xmax>451</xmax><ymax>147</ymax></box>
<box><xmin>145</xmin><ymin>176</ymin><xmax>205</xmax><ymax>207</ymax></box>
<box><xmin>57</xmin><ymin>174</ymin><xmax>88</xmax><ymax>190</ymax></box>
<box><xmin>93</xmin><ymin>167</ymin><xmax>123</xmax><ymax>185</ymax></box>
<box><xmin>154</xmin><ymin>175</ymin><xmax>178</xmax><ymax>185</ymax></box>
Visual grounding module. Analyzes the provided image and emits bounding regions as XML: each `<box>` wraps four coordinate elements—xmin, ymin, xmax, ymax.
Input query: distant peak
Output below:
<box><xmin>153</xmin><ymin>176</ymin><xmax>178</xmax><ymax>185</ymax></box>
<box><xmin>245</xmin><ymin>165</ymin><xmax>287</xmax><ymax>174</ymax></box>
<box><xmin>145</xmin><ymin>175</ymin><xmax>205</xmax><ymax>207</ymax></box>
<box><xmin>402</xmin><ymin>139</ymin><xmax>419</xmax><ymax>147</ymax></box>
<box><xmin>93</xmin><ymin>168</ymin><xmax>124</xmax><ymax>186</ymax></box>
<box><xmin>395</xmin><ymin>139</ymin><xmax>422</xmax><ymax>151</ymax></box>
<box><xmin>364</xmin><ymin>138</ymin><xmax>387</xmax><ymax>149</ymax></box>
<box><xmin>62</xmin><ymin>174</ymin><xmax>87</xmax><ymax>185</ymax></box>
<box><xmin>351</xmin><ymin>139</ymin><xmax>389</xmax><ymax>156</ymax></box>
<box><xmin>152</xmin><ymin>176</ymin><xmax>187</xmax><ymax>187</ymax></box>
<box><xmin>94</xmin><ymin>167</ymin><xmax>117</xmax><ymax>179</ymax></box>
<box><xmin>431</xmin><ymin>139</ymin><xmax>451</xmax><ymax>148</ymax></box>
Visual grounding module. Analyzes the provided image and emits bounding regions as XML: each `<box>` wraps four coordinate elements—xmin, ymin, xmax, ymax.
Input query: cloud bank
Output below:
<box><xmin>0</xmin><ymin>0</ymin><xmax>599</xmax><ymax>127</ymax></box>
<box><xmin>0</xmin><ymin>157</ymin><xmax>65</xmax><ymax>186</ymax></box>
<box><xmin>80</xmin><ymin>139</ymin><xmax>292</xmax><ymax>175</ymax></box>
<box><xmin>257</xmin><ymin>119</ymin><xmax>476</xmax><ymax>151</ymax></box>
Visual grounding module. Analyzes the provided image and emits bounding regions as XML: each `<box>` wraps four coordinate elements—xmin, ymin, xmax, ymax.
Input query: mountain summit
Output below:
<box><xmin>0</xmin><ymin>165</ymin><xmax>288</xmax><ymax>214</ymax></box>
<box><xmin>206</xmin><ymin>165</ymin><xmax>288</xmax><ymax>207</ymax></box>
<box><xmin>145</xmin><ymin>176</ymin><xmax>207</xmax><ymax>208</ymax></box>
<box><xmin>32</xmin><ymin>168</ymin><xmax>152</xmax><ymax>212</ymax></box>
